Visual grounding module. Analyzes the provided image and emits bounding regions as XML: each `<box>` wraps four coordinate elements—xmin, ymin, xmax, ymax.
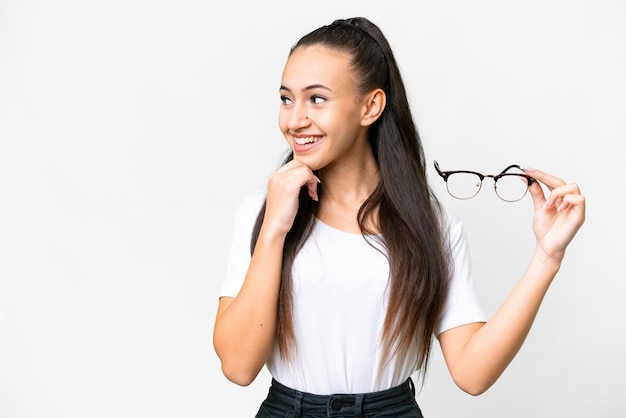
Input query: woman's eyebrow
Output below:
<box><xmin>279</xmin><ymin>84</ymin><xmax>332</xmax><ymax>93</ymax></box>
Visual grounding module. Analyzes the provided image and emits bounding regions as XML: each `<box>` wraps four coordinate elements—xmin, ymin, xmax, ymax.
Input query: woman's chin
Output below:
<box><xmin>292</xmin><ymin>155</ymin><xmax>324</xmax><ymax>171</ymax></box>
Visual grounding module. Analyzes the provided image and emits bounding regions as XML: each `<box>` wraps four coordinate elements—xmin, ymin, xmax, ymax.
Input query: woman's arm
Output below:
<box><xmin>438</xmin><ymin>168</ymin><xmax>585</xmax><ymax>395</ymax></box>
<box><xmin>213</xmin><ymin>160</ymin><xmax>319</xmax><ymax>386</ymax></box>
<box><xmin>213</xmin><ymin>232</ymin><xmax>285</xmax><ymax>386</ymax></box>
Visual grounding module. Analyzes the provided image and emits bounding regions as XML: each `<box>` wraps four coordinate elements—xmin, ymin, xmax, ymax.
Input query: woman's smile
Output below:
<box><xmin>293</xmin><ymin>135</ymin><xmax>322</xmax><ymax>146</ymax></box>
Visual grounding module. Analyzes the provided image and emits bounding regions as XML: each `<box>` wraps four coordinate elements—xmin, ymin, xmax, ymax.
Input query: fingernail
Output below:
<box><xmin>521</xmin><ymin>166</ymin><xmax>536</xmax><ymax>173</ymax></box>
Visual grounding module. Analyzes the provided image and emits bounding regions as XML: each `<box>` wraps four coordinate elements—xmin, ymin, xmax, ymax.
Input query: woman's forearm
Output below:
<box><xmin>441</xmin><ymin>249</ymin><xmax>562</xmax><ymax>395</ymax></box>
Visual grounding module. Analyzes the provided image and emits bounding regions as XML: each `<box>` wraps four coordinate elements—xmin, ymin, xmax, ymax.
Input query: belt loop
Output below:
<box><xmin>355</xmin><ymin>394</ymin><xmax>364</xmax><ymax>417</ymax></box>
<box><xmin>293</xmin><ymin>390</ymin><xmax>303</xmax><ymax>417</ymax></box>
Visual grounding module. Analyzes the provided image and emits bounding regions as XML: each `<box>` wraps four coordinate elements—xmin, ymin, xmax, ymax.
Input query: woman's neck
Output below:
<box><xmin>316</xmin><ymin>154</ymin><xmax>380</xmax><ymax>234</ymax></box>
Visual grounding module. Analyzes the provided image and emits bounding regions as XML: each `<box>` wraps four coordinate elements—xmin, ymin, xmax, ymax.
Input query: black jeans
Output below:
<box><xmin>255</xmin><ymin>378</ymin><xmax>424</xmax><ymax>418</ymax></box>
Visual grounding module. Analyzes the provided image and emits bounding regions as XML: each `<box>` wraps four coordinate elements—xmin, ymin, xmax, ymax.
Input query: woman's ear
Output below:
<box><xmin>361</xmin><ymin>88</ymin><xmax>386</xmax><ymax>127</ymax></box>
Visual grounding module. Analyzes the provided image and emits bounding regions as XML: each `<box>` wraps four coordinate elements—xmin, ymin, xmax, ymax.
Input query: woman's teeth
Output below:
<box><xmin>294</xmin><ymin>136</ymin><xmax>319</xmax><ymax>145</ymax></box>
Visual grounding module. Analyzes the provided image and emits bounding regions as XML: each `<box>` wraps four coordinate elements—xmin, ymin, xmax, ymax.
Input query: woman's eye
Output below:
<box><xmin>280</xmin><ymin>95</ymin><xmax>293</xmax><ymax>105</ymax></box>
<box><xmin>311</xmin><ymin>95</ymin><xmax>326</xmax><ymax>104</ymax></box>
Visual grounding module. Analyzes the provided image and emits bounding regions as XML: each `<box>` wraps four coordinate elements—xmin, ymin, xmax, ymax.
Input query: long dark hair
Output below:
<box><xmin>250</xmin><ymin>17</ymin><xmax>451</xmax><ymax>378</ymax></box>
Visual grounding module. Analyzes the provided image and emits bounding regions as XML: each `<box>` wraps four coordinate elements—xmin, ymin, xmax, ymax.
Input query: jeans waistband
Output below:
<box><xmin>265</xmin><ymin>378</ymin><xmax>417</xmax><ymax>417</ymax></box>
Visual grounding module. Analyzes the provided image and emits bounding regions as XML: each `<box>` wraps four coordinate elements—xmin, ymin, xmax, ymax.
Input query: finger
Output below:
<box><xmin>306</xmin><ymin>176</ymin><xmax>321</xmax><ymax>201</ymax></box>
<box><xmin>554</xmin><ymin>193</ymin><xmax>586</xmax><ymax>216</ymax></box>
<box><xmin>271</xmin><ymin>160</ymin><xmax>320</xmax><ymax>200</ymax></box>
<box><xmin>527</xmin><ymin>176</ymin><xmax>548</xmax><ymax>211</ymax></box>
<box><xmin>546</xmin><ymin>183</ymin><xmax>582</xmax><ymax>211</ymax></box>
<box><xmin>522</xmin><ymin>167</ymin><xmax>566</xmax><ymax>191</ymax></box>
<box><xmin>286</xmin><ymin>160</ymin><xmax>320</xmax><ymax>201</ymax></box>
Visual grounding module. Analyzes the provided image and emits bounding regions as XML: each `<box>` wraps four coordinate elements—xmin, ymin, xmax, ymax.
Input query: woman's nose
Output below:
<box><xmin>287</xmin><ymin>105</ymin><xmax>311</xmax><ymax>130</ymax></box>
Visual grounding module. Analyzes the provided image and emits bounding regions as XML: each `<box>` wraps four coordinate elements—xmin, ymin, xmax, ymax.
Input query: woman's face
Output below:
<box><xmin>278</xmin><ymin>45</ymin><xmax>371</xmax><ymax>172</ymax></box>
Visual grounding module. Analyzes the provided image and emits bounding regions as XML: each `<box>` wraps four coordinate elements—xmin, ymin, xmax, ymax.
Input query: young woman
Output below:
<box><xmin>213</xmin><ymin>17</ymin><xmax>585</xmax><ymax>417</ymax></box>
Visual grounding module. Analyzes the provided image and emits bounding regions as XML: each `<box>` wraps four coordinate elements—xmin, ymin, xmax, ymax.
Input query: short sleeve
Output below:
<box><xmin>435</xmin><ymin>206</ymin><xmax>487</xmax><ymax>335</ymax></box>
<box><xmin>218</xmin><ymin>190</ymin><xmax>267</xmax><ymax>298</ymax></box>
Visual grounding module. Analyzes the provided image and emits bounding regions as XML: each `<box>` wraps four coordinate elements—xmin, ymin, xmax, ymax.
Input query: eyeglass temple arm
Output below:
<box><xmin>433</xmin><ymin>160</ymin><xmax>445</xmax><ymax>178</ymax></box>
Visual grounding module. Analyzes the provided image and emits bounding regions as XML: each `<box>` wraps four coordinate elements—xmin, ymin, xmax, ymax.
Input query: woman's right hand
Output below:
<box><xmin>262</xmin><ymin>159</ymin><xmax>320</xmax><ymax>236</ymax></box>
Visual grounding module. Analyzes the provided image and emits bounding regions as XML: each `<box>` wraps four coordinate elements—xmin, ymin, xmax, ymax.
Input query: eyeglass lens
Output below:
<box><xmin>446</xmin><ymin>173</ymin><xmax>482</xmax><ymax>200</ymax></box>
<box><xmin>446</xmin><ymin>173</ymin><xmax>529</xmax><ymax>202</ymax></box>
<box><xmin>494</xmin><ymin>174</ymin><xmax>530</xmax><ymax>202</ymax></box>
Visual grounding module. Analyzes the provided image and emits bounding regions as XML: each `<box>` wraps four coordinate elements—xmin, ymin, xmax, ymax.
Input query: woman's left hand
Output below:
<box><xmin>524</xmin><ymin>168</ymin><xmax>586</xmax><ymax>261</ymax></box>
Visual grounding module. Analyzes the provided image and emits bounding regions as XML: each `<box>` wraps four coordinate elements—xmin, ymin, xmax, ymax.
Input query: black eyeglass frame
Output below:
<box><xmin>434</xmin><ymin>160</ymin><xmax>536</xmax><ymax>202</ymax></box>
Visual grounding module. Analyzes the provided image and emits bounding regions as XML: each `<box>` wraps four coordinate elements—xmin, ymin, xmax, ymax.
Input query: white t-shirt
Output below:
<box><xmin>219</xmin><ymin>190</ymin><xmax>486</xmax><ymax>395</ymax></box>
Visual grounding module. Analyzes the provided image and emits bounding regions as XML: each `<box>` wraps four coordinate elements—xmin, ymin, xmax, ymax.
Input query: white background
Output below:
<box><xmin>1</xmin><ymin>1</ymin><xmax>624</xmax><ymax>417</ymax></box>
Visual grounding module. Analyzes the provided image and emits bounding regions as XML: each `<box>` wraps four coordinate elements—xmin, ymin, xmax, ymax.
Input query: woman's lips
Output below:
<box><xmin>293</xmin><ymin>135</ymin><xmax>323</xmax><ymax>152</ymax></box>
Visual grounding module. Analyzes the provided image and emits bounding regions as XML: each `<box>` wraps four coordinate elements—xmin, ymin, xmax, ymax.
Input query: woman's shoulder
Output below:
<box><xmin>240</xmin><ymin>188</ymin><xmax>267</xmax><ymax>207</ymax></box>
<box><xmin>436</xmin><ymin>200</ymin><xmax>461</xmax><ymax>226</ymax></box>
<box><xmin>434</xmin><ymin>200</ymin><xmax>465</xmax><ymax>241</ymax></box>
<box><xmin>233</xmin><ymin>189</ymin><xmax>267</xmax><ymax>220</ymax></box>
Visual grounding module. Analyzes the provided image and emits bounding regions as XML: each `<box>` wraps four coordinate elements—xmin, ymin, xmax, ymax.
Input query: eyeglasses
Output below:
<box><xmin>434</xmin><ymin>160</ymin><xmax>535</xmax><ymax>202</ymax></box>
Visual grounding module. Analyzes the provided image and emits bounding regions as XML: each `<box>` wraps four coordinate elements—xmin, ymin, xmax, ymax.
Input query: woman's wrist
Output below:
<box><xmin>257</xmin><ymin>223</ymin><xmax>289</xmax><ymax>247</ymax></box>
<box><xmin>531</xmin><ymin>245</ymin><xmax>563</xmax><ymax>275</ymax></box>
